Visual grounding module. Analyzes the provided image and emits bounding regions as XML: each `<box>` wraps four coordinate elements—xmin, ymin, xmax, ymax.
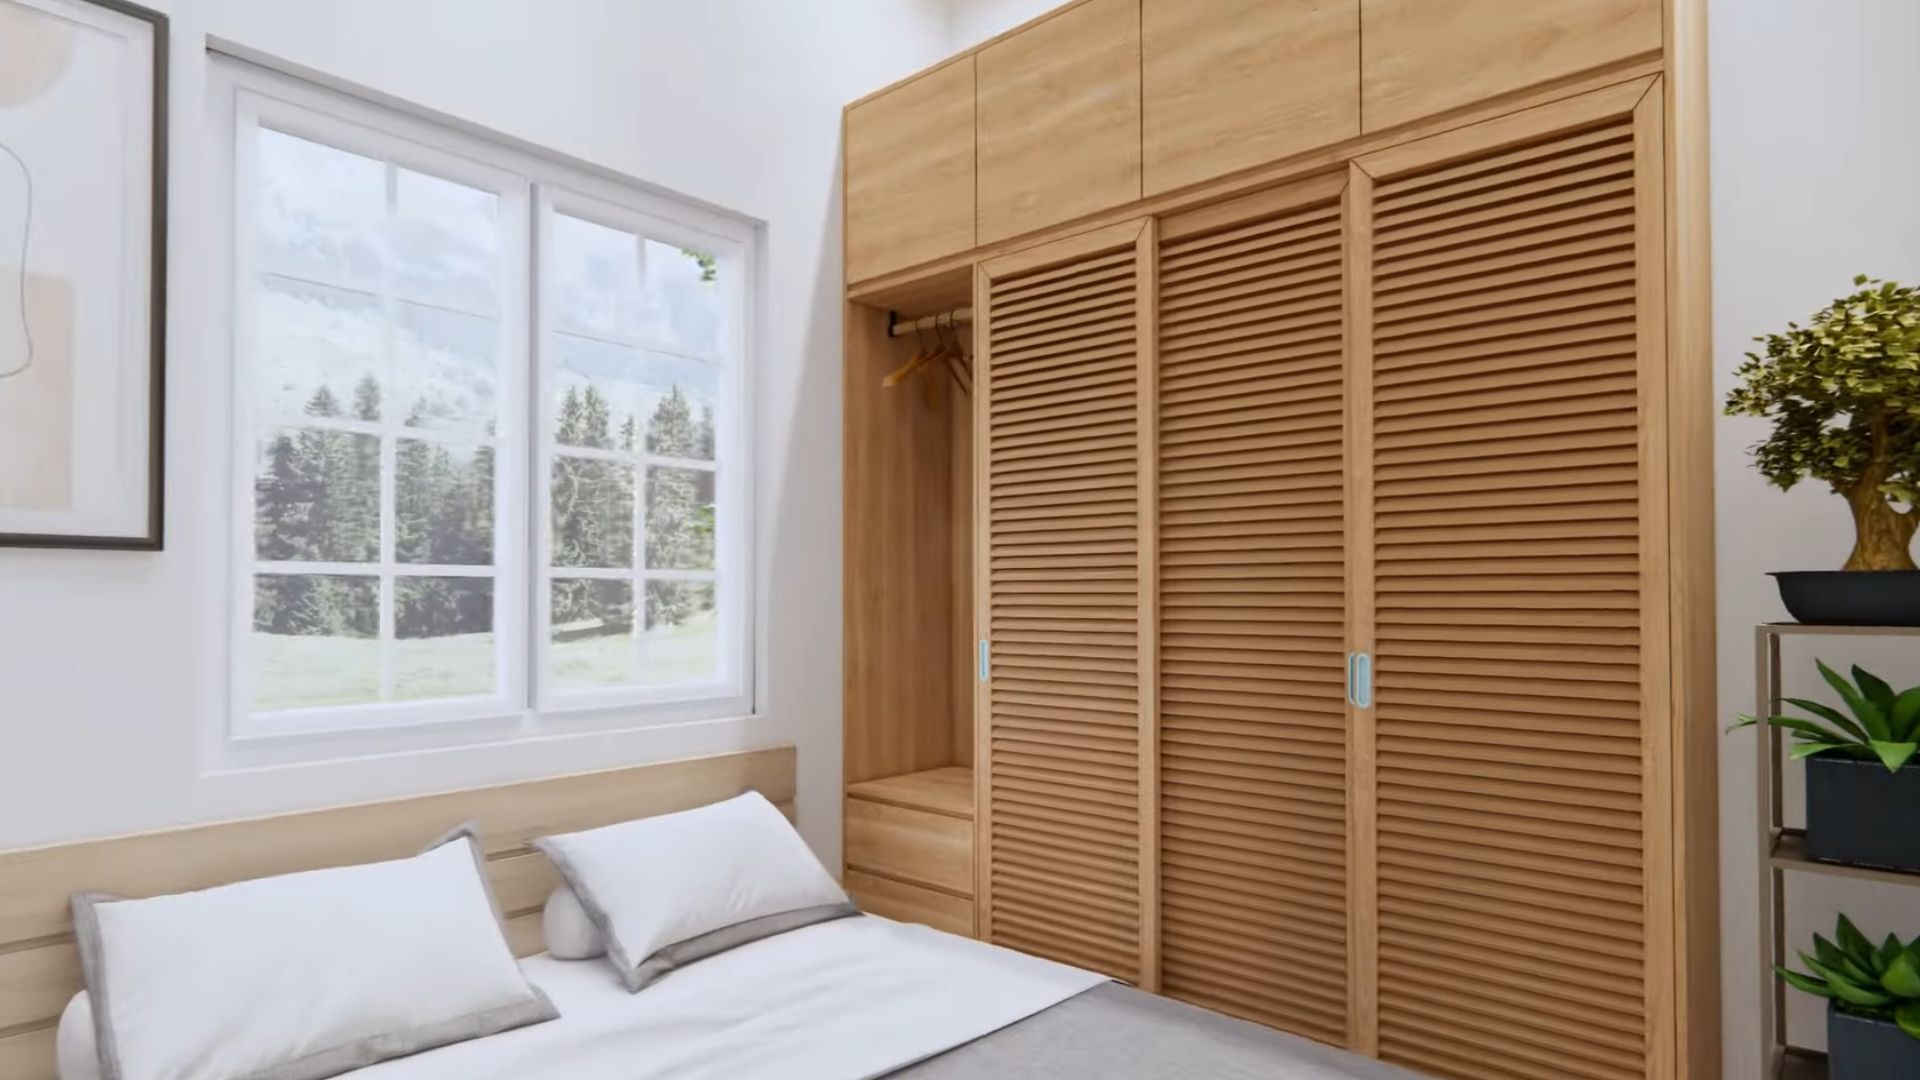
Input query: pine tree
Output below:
<box><xmin>352</xmin><ymin>374</ymin><xmax>381</xmax><ymax>422</ymax></box>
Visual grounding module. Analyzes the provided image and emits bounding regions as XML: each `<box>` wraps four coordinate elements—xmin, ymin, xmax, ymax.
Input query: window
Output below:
<box><xmin>217</xmin><ymin>60</ymin><xmax>753</xmax><ymax>738</ymax></box>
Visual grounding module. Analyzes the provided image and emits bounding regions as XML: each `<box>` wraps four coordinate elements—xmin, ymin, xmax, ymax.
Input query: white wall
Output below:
<box><xmin>945</xmin><ymin>0</ymin><xmax>1060</xmax><ymax>50</ymax></box>
<box><xmin>0</xmin><ymin>0</ymin><xmax>953</xmax><ymax>865</ymax></box>
<box><xmin>1713</xmin><ymin>0</ymin><xmax>1920</xmax><ymax>1072</ymax></box>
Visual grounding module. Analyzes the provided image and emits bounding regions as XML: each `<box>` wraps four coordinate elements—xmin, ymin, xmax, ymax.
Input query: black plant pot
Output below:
<box><xmin>1772</xmin><ymin>570</ymin><xmax>1920</xmax><ymax>626</ymax></box>
<box><xmin>1805</xmin><ymin>756</ymin><xmax>1920</xmax><ymax>872</ymax></box>
<box><xmin>1829</xmin><ymin>1006</ymin><xmax>1920</xmax><ymax>1079</ymax></box>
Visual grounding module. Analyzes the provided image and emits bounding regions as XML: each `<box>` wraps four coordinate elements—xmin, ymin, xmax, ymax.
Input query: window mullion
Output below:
<box><xmin>377</xmin><ymin>159</ymin><xmax>400</xmax><ymax>703</ymax></box>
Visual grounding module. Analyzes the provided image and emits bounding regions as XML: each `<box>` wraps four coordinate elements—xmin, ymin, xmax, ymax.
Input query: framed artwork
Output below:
<box><xmin>0</xmin><ymin>0</ymin><xmax>166</xmax><ymax>549</ymax></box>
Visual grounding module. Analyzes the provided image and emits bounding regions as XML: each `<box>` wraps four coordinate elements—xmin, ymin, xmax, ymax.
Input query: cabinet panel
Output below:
<box><xmin>1361</xmin><ymin>0</ymin><xmax>1660</xmax><ymax>132</ymax></box>
<box><xmin>1356</xmin><ymin>84</ymin><xmax>1666</xmax><ymax>1080</ymax></box>
<box><xmin>846</xmin><ymin>59</ymin><xmax>976</xmax><ymax>283</ymax></box>
<box><xmin>845</xmin><ymin>870</ymin><xmax>975</xmax><ymax>936</ymax></box>
<box><xmin>1155</xmin><ymin>177</ymin><xmax>1351</xmax><ymax>1043</ymax></box>
<box><xmin>1143</xmin><ymin>0</ymin><xmax>1359</xmax><ymax>196</ymax></box>
<box><xmin>976</xmin><ymin>0</ymin><xmax>1142</xmax><ymax>245</ymax></box>
<box><xmin>978</xmin><ymin>222</ymin><xmax>1150</xmax><ymax>983</ymax></box>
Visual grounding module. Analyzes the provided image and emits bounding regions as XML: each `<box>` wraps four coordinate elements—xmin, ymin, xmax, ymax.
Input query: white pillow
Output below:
<box><xmin>57</xmin><ymin>993</ymin><xmax>100</xmax><ymax>1080</ymax></box>
<box><xmin>535</xmin><ymin>791</ymin><xmax>856</xmax><ymax>990</ymax></box>
<box><xmin>72</xmin><ymin>829</ymin><xmax>557</xmax><ymax>1080</ymax></box>
<box><xmin>542</xmin><ymin>886</ymin><xmax>604</xmax><ymax>960</ymax></box>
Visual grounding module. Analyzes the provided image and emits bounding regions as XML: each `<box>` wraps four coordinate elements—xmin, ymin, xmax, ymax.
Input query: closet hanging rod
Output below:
<box><xmin>887</xmin><ymin>307</ymin><xmax>974</xmax><ymax>338</ymax></box>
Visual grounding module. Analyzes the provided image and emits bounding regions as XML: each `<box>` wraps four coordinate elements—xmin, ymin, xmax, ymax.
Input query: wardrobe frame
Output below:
<box><xmin>844</xmin><ymin>0</ymin><xmax>1715</xmax><ymax>1075</ymax></box>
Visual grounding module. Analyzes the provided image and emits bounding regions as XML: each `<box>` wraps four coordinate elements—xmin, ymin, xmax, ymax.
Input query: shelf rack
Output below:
<box><xmin>1755</xmin><ymin>623</ymin><xmax>1920</xmax><ymax>1080</ymax></box>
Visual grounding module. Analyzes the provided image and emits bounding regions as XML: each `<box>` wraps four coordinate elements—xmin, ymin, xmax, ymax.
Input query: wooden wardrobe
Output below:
<box><xmin>843</xmin><ymin>3</ymin><xmax>1717</xmax><ymax>1080</ymax></box>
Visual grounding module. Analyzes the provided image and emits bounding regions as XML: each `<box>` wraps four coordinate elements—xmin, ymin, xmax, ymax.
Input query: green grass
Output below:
<box><xmin>251</xmin><ymin>610</ymin><xmax>717</xmax><ymax>712</ymax></box>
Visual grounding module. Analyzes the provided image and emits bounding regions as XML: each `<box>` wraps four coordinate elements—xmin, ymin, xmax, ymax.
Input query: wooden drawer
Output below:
<box><xmin>845</xmin><ymin>797</ymin><xmax>973</xmax><ymax>895</ymax></box>
<box><xmin>846</xmin><ymin>870</ymin><xmax>974</xmax><ymax>937</ymax></box>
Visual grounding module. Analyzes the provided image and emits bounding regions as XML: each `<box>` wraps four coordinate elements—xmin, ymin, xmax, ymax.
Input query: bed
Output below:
<box><xmin>0</xmin><ymin>747</ymin><xmax>1425</xmax><ymax>1080</ymax></box>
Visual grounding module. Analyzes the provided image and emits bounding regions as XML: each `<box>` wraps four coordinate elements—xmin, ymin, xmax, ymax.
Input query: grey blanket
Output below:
<box><xmin>890</xmin><ymin>984</ymin><xmax>1432</xmax><ymax>1079</ymax></box>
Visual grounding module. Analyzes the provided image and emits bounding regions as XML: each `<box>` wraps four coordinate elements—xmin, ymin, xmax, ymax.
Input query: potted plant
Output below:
<box><xmin>1726</xmin><ymin>276</ymin><xmax>1920</xmax><ymax>625</ymax></box>
<box><xmin>1731</xmin><ymin>660</ymin><xmax>1920</xmax><ymax>871</ymax></box>
<box><xmin>1778</xmin><ymin>915</ymin><xmax>1920</xmax><ymax>1078</ymax></box>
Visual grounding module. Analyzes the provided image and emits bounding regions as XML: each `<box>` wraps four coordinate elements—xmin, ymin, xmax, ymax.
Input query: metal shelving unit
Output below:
<box><xmin>1755</xmin><ymin>624</ymin><xmax>1920</xmax><ymax>1080</ymax></box>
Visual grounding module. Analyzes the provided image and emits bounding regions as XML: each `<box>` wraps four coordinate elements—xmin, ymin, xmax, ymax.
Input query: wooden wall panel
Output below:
<box><xmin>1361</xmin><ymin>0</ymin><xmax>1661</xmax><ymax>133</ymax></box>
<box><xmin>976</xmin><ymin>0</ymin><xmax>1142</xmax><ymax>244</ymax></box>
<box><xmin>845</xmin><ymin>59</ymin><xmax>976</xmax><ymax>282</ymax></box>
<box><xmin>1142</xmin><ymin>0</ymin><xmax>1360</xmax><ymax>196</ymax></box>
<box><xmin>1153</xmin><ymin>177</ymin><xmax>1350</xmax><ymax>1043</ymax></box>
<box><xmin>1358</xmin><ymin>88</ymin><xmax>1658</xmax><ymax>1080</ymax></box>
<box><xmin>979</xmin><ymin>223</ymin><xmax>1148</xmax><ymax>983</ymax></box>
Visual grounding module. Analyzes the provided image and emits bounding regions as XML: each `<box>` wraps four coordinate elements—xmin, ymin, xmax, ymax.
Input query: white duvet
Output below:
<box><xmin>351</xmin><ymin>916</ymin><xmax>1105</xmax><ymax>1080</ymax></box>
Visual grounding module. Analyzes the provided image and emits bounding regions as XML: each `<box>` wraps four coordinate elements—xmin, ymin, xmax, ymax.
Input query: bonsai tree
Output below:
<box><xmin>1726</xmin><ymin>276</ymin><xmax>1920</xmax><ymax>571</ymax></box>
<box><xmin>1779</xmin><ymin>914</ymin><xmax>1920</xmax><ymax>1040</ymax></box>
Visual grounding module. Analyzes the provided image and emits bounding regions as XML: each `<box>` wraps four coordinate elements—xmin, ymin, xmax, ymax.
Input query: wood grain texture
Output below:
<box><xmin>845</xmin><ymin>870</ymin><xmax>975</xmax><ymax>935</ymax></box>
<box><xmin>1142</xmin><ymin>0</ymin><xmax>1360</xmax><ymax>196</ymax></box>
<box><xmin>1154</xmin><ymin>175</ymin><xmax>1350</xmax><ymax>1044</ymax></box>
<box><xmin>846</xmin><ymin>58</ymin><xmax>977</xmax><ymax>282</ymax></box>
<box><xmin>1342</xmin><ymin>162</ymin><xmax>1380</xmax><ymax>1056</ymax></box>
<box><xmin>1360</xmin><ymin>0</ymin><xmax>1662</xmax><ymax>133</ymax></box>
<box><xmin>844</xmin><ymin>302</ymin><xmax>968</xmax><ymax>786</ymax></box>
<box><xmin>0</xmin><ymin>749</ymin><xmax>794</xmax><ymax>1079</ymax></box>
<box><xmin>979</xmin><ymin>223</ymin><xmax>1148</xmax><ymax>983</ymax></box>
<box><xmin>1363</xmin><ymin>88</ymin><xmax>1658</xmax><ymax>1080</ymax></box>
<box><xmin>846</xmin><ymin>798</ymin><xmax>975</xmax><ymax>895</ymax></box>
<box><xmin>847</xmin><ymin>766</ymin><xmax>975</xmax><ymax>819</ymax></box>
<box><xmin>976</xmin><ymin>0</ymin><xmax>1142</xmax><ymax>244</ymax></box>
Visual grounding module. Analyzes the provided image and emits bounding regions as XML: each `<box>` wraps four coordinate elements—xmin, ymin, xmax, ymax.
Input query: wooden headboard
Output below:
<box><xmin>0</xmin><ymin>746</ymin><xmax>795</xmax><ymax>1079</ymax></box>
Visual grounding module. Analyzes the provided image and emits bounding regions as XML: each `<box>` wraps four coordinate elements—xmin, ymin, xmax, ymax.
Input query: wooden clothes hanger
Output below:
<box><xmin>882</xmin><ymin>320</ymin><xmax>935</xmax><ymax>388</ymax></box>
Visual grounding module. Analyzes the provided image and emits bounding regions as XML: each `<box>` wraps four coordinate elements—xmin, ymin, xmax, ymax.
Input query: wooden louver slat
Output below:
<box><xmin>1156</xmin><ymin>190</ymin><xmax>1349</xmax><ymax>1047</ymax></box>
<box><xmin>982</xmin><ymin>230</ymin><xmax>1145</xmax><ymax>984</ymax></box>
<box><xmin>1368</xmin><ymin>116</ymin><xmax>1652</xmax><ymax>1080</ymax></box>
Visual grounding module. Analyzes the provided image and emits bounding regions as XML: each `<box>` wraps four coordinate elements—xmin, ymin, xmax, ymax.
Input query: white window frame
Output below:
<box><xmin>211</xmin><ymin>56</ymin><xmax>758</xmax><ymax>745</ymax></box>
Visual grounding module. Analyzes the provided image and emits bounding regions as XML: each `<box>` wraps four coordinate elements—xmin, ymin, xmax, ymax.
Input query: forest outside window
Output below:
<box><xmin>223</xmin><ymin>61</ymin><xmax>753</xmax><ymax>737</ymax></box>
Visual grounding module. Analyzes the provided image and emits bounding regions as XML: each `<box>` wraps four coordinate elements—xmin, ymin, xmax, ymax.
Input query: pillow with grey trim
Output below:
<box><xmin>535</xmin><ymin>790</ymin><xmax>857</xmax><ymax>991</ymax></box>
<box><xmin>71</xmin><ymin>826</ymin><xmax>556</xmax><ymax>1080</ymax></box>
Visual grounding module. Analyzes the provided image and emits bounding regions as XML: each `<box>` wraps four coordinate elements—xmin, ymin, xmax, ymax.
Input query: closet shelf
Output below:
<box><xmin>846</xmin><ymin>767</ymin><xmax>974</xmax><ymax>820</ymax></box>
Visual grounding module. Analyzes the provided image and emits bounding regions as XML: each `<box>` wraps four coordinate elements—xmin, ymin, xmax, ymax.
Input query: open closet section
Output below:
<box><xmin>843</xmin><ymin>287</ymin><xmax>980</xmax><ymax>937</ymax></box>
<box><xmin>844</xmin><ymin>3</ymin><xmax>1715</xmax><ymax>1079</ymax></box>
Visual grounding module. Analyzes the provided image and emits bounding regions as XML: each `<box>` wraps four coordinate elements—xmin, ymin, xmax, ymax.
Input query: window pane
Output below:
<box><xmin>640</xmin><ymin>581</ymin><xmax>717</xmax><ymax>685</ymax></box>
<box><xmin>645</xmin><ymin>466</ymin><xmax>715</xmax><ymax>571</ymax></box>
<box><xmin>552</xmin><ymin>334</ymin><xmax>717</xmax><ymax>458</ymax></box>
<box><xmin>256</xmin><ymin>276</ymin><xmax>384</xmax><ymax>420</ymax></box>
<box><xmin>256</xmin><ymin>127</ymin><xmax>384</xmax><ymax>289</ymax></box>
<box><xmin>394</xmin><ymin>302</ymin><xmax>499</xmax><ymax>435</ymax></box>
<box><xmin>549</xmin><ymin>578</ymin><xmax>635</xmax><ymax>688</ymax></box>
<box><xmin>549</xmin><ymin>213</ymin><xmax>722</xmax><ymax>356</ymax></box>
<box><xmin>392</xmin><ymin>167</ymin><xmax>500</xmax><ymax>314</ymax></box>
<box><xmin>394</xmin><ymin>577</ymin><xmax>495</xmax><ymax>700</ymax></box>
<box><xmin>254</xmin><ymin>428</ymin><xmax>380</xmax><ymax>563</ymax></box>
<box><xmin>397</xmin><ymin>441</ymin><xmax>494</xmax><ymax>565</ymax></box>
<box><xmin>251</xmin><ymin>574</ymin><xmax>379</xmax><ymax>711</ymax></box>
<box><xmin>550</xmin><ymin>457</ymin><xmax>633</xmax><ymax>568</ymax></box>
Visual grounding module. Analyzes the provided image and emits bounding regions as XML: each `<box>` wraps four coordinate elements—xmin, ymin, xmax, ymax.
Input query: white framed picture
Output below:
<box><xmin>0</xmin><ymin>0</ymin><xmax>165</xmax><ymax>548</ymax></box>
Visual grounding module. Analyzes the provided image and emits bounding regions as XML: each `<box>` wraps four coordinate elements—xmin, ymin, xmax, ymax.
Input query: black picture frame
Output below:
<box><xmin>0</xmin><ymin>0</ymin><xmax>167</xmax><ymax>550</ymax></box>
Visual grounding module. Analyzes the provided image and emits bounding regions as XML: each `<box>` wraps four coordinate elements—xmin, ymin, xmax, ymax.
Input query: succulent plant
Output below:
<box><xmin>1729</xmin><ymin>659</ymin><xmax>1920</xmax><ymax>772</ymax></box>
<box><xmin>1779</xmin><ymin>915</ymin><xmax>1920</xmax><ymax>1040</ymax></box>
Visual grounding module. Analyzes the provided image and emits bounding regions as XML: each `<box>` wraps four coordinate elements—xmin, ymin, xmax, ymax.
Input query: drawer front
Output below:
<box><xmin>846</xmin><ymin>870</ymin><xmax>974</xmax><ymax>937</ymax></box>
<box><xmin>845</xmin><ymin>798</ymin><xmax>973</xmax><ymax>895</ymax></box>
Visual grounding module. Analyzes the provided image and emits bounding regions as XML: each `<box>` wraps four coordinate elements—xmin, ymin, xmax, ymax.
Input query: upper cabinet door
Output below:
<box><xmin>1142</xmin><ymin>0</ymin><xmax>1359</xmax><ymax>197</ymax></box>
<box><xmin>1361</xmin><ymin>0</ymin><xmax>1661</xmax><ymax>132</ymax></box>
<box><xmin>976</xmin><ymin>0</ymin><xmax>1142</xmax><ymax>245</ymax></box>
<box><xmin>845</xmin><ymin>59</ymin><xmax>977</xmax><ymax>283</ymax></box>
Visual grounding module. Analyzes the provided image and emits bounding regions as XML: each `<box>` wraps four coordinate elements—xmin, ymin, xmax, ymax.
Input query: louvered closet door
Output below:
<box><xmin>1153</xmin><ymin>177</ymin><xmax>1350</xmax><ymax>1044</ymax></box>
<box><xmin>976</xmin><ymin>222</ymin><xmax>1153</xmax><ymax>985</ymax></box>
<box><xmin>1353</xmin><ymin>82</ymin><xmax>1671</xmax><ymax>1080</ymax></box>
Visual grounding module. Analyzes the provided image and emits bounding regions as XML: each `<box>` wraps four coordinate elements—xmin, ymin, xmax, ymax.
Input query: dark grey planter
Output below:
<box><xmin>1805</xmin><ymin>756</ymin><xmax>1920</xmax><ymax>872</ymax></box>
<box><xmin>1829</xmin><ymin>1006</ymin><xmax>1920</xmax><ymax>1079</ymax></box>
<box><xmin>1772</xmin><ymin>570</ymin><xmax>1920</xmax><ymax>626</ymax></box>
